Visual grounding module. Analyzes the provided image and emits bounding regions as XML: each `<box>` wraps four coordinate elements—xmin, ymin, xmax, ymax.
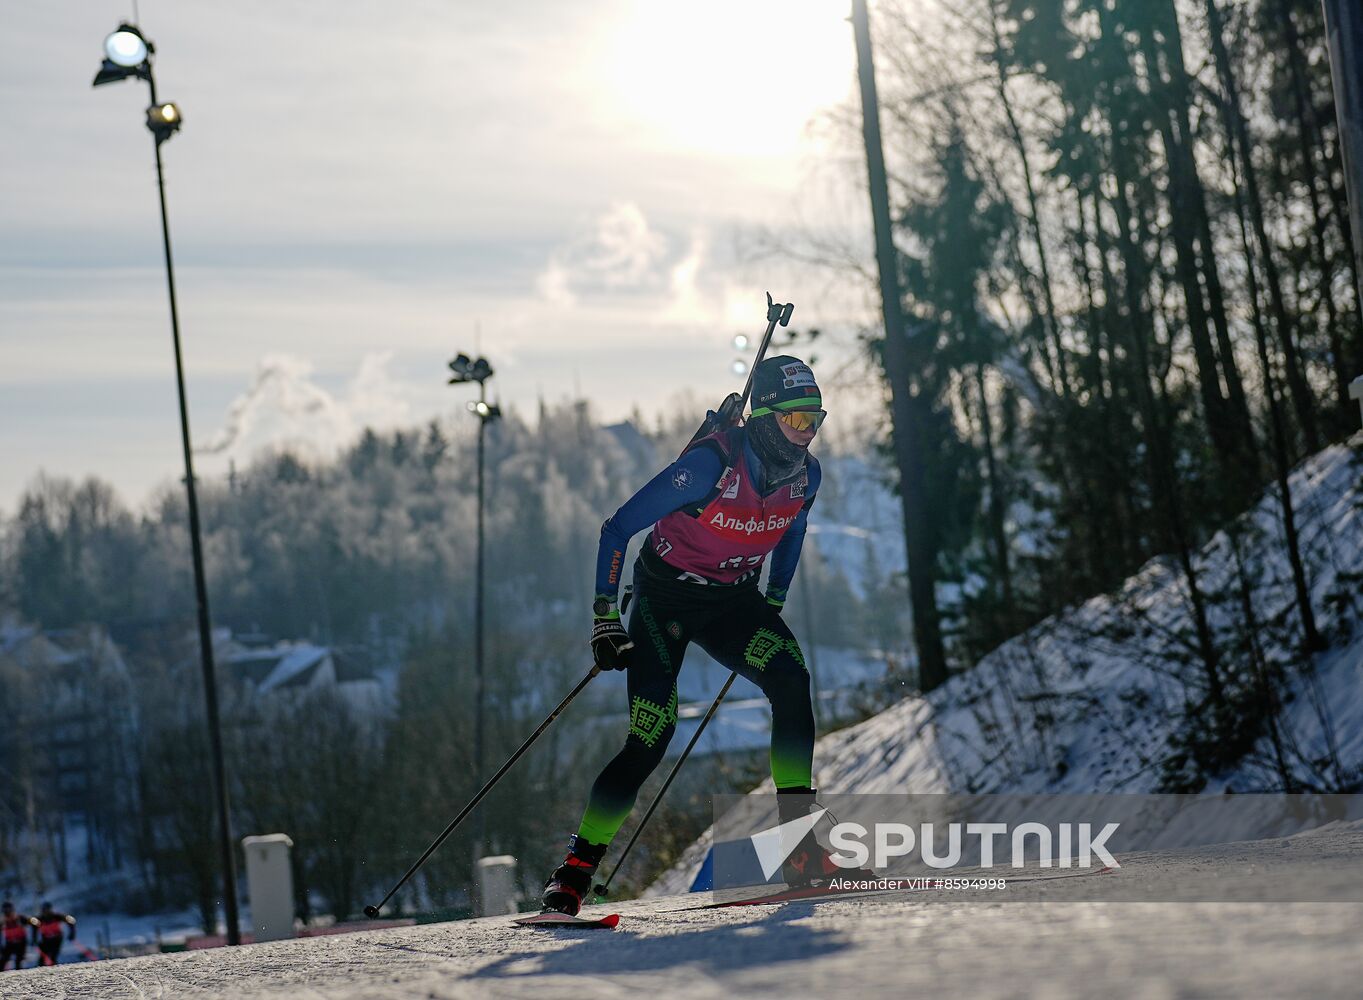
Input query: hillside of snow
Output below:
<box><xmin>650</xmin><ymin>434</ymin><xmax>1363</xmax><ymax>895</ymax></box>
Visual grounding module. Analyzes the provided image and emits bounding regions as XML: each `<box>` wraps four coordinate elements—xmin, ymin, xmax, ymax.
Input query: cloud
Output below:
<box><xmin>589</xmin><ymin>202</ymin><xmax>667</xmax><ymax>286</ymax></box>
<box><xmin>196</xmin><ymin>355</ymin><xmax>337</xmax><ymax>456</ymax></box>
<box><xmin>537</xmin><ymin>202</ymin><xmax>670</xmax><ymax>303</ymax></box>
<box><xmin>662</xmin><ymin>232</ymin><xmax>713</xmax><ymax>325</ymax></box>
<box><xmin>348</xmin><ymin>352</ymin><xmax>414</xmax><ymax>432</ymax></box>
<box><xmin>536</xmin><ymin>205</ymin><xmax>761</xmax><ymax>333</ymax></box>
<box><xmin>535</xmin><ymin>205</ymin><xmax>790</xmax><ymax>342</ymax></box>
<box><xmin>196</xmin><ymin>352</ymin><xmax>414</xmax><ymax>465</ymax></box>
<box><xmin>537</xmin><ymin>260</ymin><xmax>576</xmax><ymax>308</ymax></box>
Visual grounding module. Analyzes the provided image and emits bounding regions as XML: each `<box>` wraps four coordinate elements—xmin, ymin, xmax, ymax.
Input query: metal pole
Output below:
<box><xmin>850</xmin><ymin>0</ymin><xmax>948</xmax><ymax>691</ymax></box>
<box><xmin>149</xmin><ymin>74</ymin><xmax>240</xmax><ymax>945</ymax></box>
<box><xmin>1322</xmin><ymin>0</ymin><xmax>1363</xmax><ymax>302</ymax></box>
<box><xmin>473</xmin><ymin>379</ymin><xmax>487</xmax><ymax>876</ymax></box>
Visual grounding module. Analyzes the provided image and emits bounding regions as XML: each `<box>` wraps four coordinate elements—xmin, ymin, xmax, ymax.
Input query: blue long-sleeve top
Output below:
<box><xmin>594</xmin><ymin>431</ymin><xmax>820</xmax><ymax>612</ymax></box>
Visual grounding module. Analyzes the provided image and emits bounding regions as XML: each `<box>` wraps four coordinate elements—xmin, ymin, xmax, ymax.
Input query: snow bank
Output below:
<box><xmin>650</xmin><ymin>434</ymin><xmax>1363</xmax><ymax>895</ymax></box>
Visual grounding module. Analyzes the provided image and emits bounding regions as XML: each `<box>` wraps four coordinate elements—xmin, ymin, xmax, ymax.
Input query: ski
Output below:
<box><xmin>512</xmin><ymin>910</ymin><xmax>620</xmax><ymax>929</ymax></box>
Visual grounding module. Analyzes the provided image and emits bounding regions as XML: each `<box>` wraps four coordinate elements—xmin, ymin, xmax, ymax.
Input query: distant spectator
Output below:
<box><xmin>1</xmin><ymin>902</ymin><xmax>37</xmax><ymax>971</ymax></box>
<box><xmin>33</xmin><ymin>903</ymin><xmax>75</xmax><ymax>968</ymax></box>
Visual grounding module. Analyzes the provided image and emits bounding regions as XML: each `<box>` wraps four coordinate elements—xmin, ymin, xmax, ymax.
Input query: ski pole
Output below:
<box><xmin>593</xmin><ymin>672</ymin><xmax>737</xmax><ymax>899</ymax></box>
<box><xmin>364</xmin><ymin>664</ymin><xmax>602</xmax><ymax>918</ymax></box>
<box><xmin>71</xmin><ymin>939</ymin><xmax>99</xmax><ymax>962</ymax></box>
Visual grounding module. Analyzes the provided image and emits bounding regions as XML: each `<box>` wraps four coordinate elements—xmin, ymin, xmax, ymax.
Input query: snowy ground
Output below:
<box><xmin>4</xmin><ymin>827</ymin><xmax>1360</xmax><ymax>1000</ymax></box>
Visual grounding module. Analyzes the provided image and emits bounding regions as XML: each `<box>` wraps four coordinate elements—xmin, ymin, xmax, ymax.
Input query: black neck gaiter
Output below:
<box><xmin>747</xmin><ymin>414</ymin><xmax>807</xmax><ymax>485</ymax></box>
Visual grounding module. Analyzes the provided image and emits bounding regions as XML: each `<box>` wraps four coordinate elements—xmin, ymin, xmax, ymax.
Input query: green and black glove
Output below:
<box><xmin>590</xmin><ymin>597</ymin><xmax>634</xmax><ymax>671</ymax></box>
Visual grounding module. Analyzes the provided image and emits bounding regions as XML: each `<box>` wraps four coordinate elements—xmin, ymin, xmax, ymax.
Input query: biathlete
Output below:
<box><xmin>1</xmin><ymin>902</ymin><xmax>37</xmax><ymax>971</ymax></box>
<box><xmin>540</xmin><ymin>355</ymin><xmax>868</xmax><ymax>915</ymax></box>
<box><xmin>33</xmin><ymin>903</ymin><xmax>75</xmax><ymax>967</ymax></box>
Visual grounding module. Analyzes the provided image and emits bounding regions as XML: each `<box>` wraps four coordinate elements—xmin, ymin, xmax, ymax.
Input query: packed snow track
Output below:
<box><xmin>3</xmin><ymin>828</ymin><xmax>1361</xmax><ymax>999</ymax></box>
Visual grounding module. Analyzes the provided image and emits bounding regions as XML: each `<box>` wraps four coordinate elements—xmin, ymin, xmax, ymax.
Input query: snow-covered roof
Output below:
<box><xmin>258</xmin><ymin>644</ymin><xmax>330</xmax><ymax>693</ymax></box>
<box><xmin>220</xmin><ymin>637</ymin><xmax>384</xmax><ymax>704</ymax></box>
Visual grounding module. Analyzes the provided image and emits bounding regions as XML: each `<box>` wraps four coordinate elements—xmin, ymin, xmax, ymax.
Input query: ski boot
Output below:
<box><xmin>777</xmin><ymin>786</ymin><xmax>876</xmax><ymax>888</ymax></box>
<box><xmin>540</xmin><ymin>835</ymin><xmax>608</xmax><ymax>916</ymax></box>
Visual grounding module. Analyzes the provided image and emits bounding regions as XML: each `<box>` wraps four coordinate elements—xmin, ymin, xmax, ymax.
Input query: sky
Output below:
<box><xmin>1</xmin><ymin>0</ymin><xmax>884</xmax><ymax>513</ymax></box>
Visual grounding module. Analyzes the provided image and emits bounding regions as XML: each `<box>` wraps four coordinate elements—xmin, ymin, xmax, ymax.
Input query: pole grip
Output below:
<box><xmin>739</xmin><ymin>292</ymin><xmax>793</xmax><ymax>412</ymax></box>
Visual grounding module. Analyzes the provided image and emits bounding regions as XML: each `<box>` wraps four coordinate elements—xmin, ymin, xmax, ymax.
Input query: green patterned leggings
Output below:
<box><xmin>575</xmin><ymin>574</ymin><xmax>813</xmax><ymax>846</ymax></box>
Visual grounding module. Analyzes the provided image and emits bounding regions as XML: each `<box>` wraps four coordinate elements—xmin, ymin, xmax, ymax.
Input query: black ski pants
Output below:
<box><xmin>575</xmin><ymin>555</ymin><xmax>814</xmax><ymax>846</ymax></box>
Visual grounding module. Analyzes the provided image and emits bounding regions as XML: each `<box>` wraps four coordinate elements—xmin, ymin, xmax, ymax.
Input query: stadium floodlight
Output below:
<box><xmin>105</xmin><ymin>23</ymin><xmax>149</xmax><ymax>66</ymax></box>
<box><xmin>448</xmin><ymin>353</ymin><xmax>495</xmax><ymax>385</ymax></box>
<box><xmin>446</xmin><ymin>351</ymin><xmax>502</xmax><ymax>897</ymax></box>
<box><xmin>146</xmin><ymin>102</ymin><xmax>183</xmax><ymax>143</ymax></box>
<box><xmin>92</xmin><ymin>21</ymin><xmax>240</xmax><ymax>947</ymax></box>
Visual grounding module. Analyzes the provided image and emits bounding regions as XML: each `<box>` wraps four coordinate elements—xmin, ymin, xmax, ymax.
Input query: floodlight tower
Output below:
<box><xmin>93</xmin><ymin>23</ymin><xmax>240</xmax><ymax>946</ymax></box>
<box><xmin>447</xmin><ymin>353</ymin><xmax>501</xmax><ymax>867</ymax></box>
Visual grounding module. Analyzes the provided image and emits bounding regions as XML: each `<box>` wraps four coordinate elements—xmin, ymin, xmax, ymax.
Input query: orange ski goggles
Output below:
<box><xmin>775</xmin><ymin>408</ymin><xmax>827</xmax><ymax>432</ymax></box>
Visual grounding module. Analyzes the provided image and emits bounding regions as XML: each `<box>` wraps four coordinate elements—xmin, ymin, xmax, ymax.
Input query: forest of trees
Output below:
<box><xmin>778</xmin><ymin>0</ymin><xmax>1362</xmax><ymax>768</ymax></box>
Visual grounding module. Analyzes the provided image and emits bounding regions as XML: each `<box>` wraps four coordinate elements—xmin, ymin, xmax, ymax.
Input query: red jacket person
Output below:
<box><xmin>34</xmin><ymin>903</ymin><xmax>75</xmax><ymax>967</ymax></box>
<box><xmin>1</xmin><ymin>902</ymin><xmax>38</xmax><ymax>971</ymax></box>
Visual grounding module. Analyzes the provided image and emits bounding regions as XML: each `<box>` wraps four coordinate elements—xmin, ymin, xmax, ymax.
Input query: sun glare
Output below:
<box><xmin>605</xmin><ymin>1</ymin><xmax>856</xmax><ymax>159</ymax></box>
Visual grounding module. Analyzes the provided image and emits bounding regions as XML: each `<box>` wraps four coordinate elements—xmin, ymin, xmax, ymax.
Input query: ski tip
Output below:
<box><xmin>512</xmin><ymin>910</ymin><xmax>620</xmax><ymax>929</ymax></box>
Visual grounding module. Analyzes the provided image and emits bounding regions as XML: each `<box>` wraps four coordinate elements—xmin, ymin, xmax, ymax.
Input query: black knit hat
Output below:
<box><xmin>749</xmin><ymin>355</ymin><xmax>822</xmax><ymax>416</ymax></box>
<box><xmin>745</xmin><ymin>355</ymin><xmax>820</xmax><ymax>481</ymax></box>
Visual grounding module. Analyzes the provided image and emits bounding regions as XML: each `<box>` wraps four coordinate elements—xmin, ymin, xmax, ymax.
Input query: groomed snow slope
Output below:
<box><xmin>3</xmin><ymin>826</ymin><xmax>1361</xmax><ymax>1000</ymax></box>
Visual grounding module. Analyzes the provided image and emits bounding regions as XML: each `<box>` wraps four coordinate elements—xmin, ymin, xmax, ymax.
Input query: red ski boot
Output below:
<box><xmin>777</xmin><ymin>787</ymin><xmax>877</xmax><ymax>888</ymax></box>
<box><xmin>540</xmin><ymin>836</ymin><xmax>607</xmax><ymax>916</ymax></box>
